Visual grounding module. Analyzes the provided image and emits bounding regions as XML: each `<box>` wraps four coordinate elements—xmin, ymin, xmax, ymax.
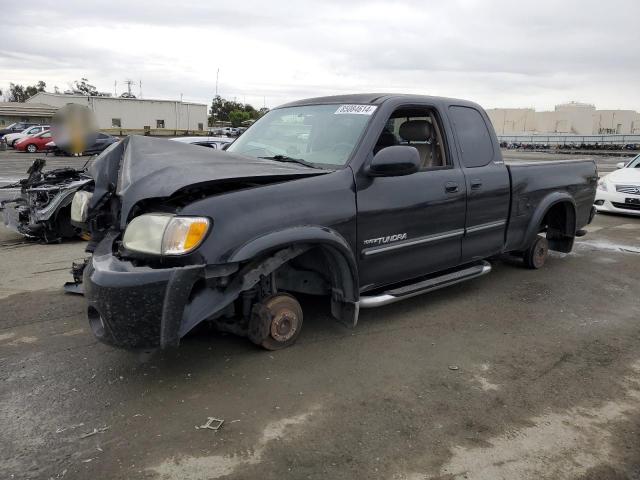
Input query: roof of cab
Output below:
<box><xmin>278</xmin><ymin>93</ymin><xmax>478</xmax><ymax>109</ymax></box>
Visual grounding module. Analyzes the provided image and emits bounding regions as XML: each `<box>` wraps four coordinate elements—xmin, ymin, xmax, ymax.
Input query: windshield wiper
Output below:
<box><xmin>258</xmin><ymin>155</ymin><xmax>322</xmax><ymax>169</ymax></box>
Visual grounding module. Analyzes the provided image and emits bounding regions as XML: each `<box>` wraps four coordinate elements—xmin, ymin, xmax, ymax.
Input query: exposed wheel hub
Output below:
<box><xmin>270</xmin><ymin>308</ymin><xmax>298</xmax><ymax>342</ymax></box>
<box><xmin>533</xmin><ymin>242</ymin><xmax>548</xmax><ymax>267</ymax></box>
<box><xmin>249</xmin><ymin>293</ymin><xmax>304</xmax><ymax>350</ymax></box>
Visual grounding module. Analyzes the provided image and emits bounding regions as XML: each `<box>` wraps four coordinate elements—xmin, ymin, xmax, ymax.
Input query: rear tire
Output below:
<box><xmin>26</xmin><ymin>144</ymin><xmax>37</xmax><ymax>153</ymax></box>
<box><xmin>523</xmin><ymin>235</ymin><xmax>549</xmax><ymax>269</ymax></box>
<box><xmin>249</xmin><ymin>293</ymin><xmax>303</xmax><ymax>350</ymax></box>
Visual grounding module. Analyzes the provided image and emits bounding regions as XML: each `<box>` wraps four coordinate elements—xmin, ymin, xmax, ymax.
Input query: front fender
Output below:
<box><xmin>230</xmin><ymin>225</ymin><xmax>353</xmax><ymax>264</ymax></box>
<box><xmin>230</xmin><ymin>226</ymin><xmax>358</xmax><ymax>294</ymax></box>
<box><xmin>229</xmin><ymin>226</ymin><xmax>360</xmax><ymax>324</ymax></box>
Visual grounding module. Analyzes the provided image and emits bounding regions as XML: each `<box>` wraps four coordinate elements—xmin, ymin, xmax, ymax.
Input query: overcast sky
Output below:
<box><xmin>1</xmin><ymin>0</ymin><xmax>639</xmax><ymax>111</ymax></box>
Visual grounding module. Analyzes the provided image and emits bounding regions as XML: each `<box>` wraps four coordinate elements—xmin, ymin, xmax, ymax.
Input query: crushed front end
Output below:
<box><xmin>77</xmin><ymin>135</ymin><xmax>335</xmax><ymax>350</ymax></box>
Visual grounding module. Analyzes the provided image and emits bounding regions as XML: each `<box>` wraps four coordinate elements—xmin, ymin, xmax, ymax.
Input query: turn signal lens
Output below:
<box><xmin>162</xmin><ymin>217</ymin><xmax>210</xmax><ymax>255</ymax></box>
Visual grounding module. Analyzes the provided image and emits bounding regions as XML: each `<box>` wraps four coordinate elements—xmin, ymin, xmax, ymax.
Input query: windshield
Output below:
<box><xmin>226</xmin><ymin>104</ymin><xmax>376</xmax><ymax>168</ymax></box>
<box><xmin>626</xmin><ymin>154</ymin><xmax>640</xmax><ymax>168</ymax></box>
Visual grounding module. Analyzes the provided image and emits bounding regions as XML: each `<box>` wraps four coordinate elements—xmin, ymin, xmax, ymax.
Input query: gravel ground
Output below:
<box><xmin>1</xmin><ymin>149</ymin><xmax>639</xmax><ymax>480</ymax></box>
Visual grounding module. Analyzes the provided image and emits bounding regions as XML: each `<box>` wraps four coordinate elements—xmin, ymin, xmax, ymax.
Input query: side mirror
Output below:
<box><xmin>616</xmin><ymin>161</ymin><xmax>626</xmax><ymax>169</ymax></box>
<box><xmin>368</xmin><ymin>146</ymin><xmax>420</xmax><ymax>177</ymax></box>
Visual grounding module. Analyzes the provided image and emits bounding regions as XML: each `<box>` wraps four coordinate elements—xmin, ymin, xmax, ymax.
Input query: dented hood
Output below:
<box><xmin>88</xmin><ymin>135</ymin><xmax>327</xmax><ymax>229</ymax></box>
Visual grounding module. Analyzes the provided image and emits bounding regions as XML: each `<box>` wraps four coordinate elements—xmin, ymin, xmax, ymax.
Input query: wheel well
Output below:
<box><xmin>272</xmin><ymin>244</ymin><xmax>358</xmax><ymax>326</ymax></box>
<box><xmin>539</xmin><ymin>201</ymin><xmax>576</xmax><ymax>253</ymax></box>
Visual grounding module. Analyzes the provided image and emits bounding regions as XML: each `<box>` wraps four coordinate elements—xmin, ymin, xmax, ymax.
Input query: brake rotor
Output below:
<box><xmin>266</xmin><ymin>296</ymin><xmax>300</xmax><ymax>342</ymax></box>
<box><xmin>249</xmin><ymin>293</ymin><xmax>304</xmax><ymax>350</ymax></box>
<box><xmin>532</xmin><ymin>237</ymin><xmax>549</xmax><ymax>268</ymax></box>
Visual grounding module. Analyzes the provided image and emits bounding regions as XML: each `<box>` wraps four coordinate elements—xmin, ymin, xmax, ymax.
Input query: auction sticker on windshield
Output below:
<box><xmin>335</xmin><ymin>104</ymin><xmax>377</xmax><ymax>115</ymax></box>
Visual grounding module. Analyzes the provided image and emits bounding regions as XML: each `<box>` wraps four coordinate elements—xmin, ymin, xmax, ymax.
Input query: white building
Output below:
<box><xmin>487</xmin><ymin>102</ymin><xmax>640</xmax><ymax>135</ymax></box>
<box><xmin>26</xmin><ymin>92</ymin><xmax>208</xmax><ymax>131</ymax></box>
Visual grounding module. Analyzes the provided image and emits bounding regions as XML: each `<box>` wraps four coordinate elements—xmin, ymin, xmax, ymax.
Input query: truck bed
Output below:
<box><xmin>504</xmin><ymin>159</ymin><xmax>597</xmax><ymax>252</ymax></box>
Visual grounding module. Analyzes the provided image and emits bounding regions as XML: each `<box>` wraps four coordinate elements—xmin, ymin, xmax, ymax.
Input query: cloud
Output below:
<box><xmin>1</xmin><ymin>0</ymin><xmax>639</xmax><ymax>111</ymax></box>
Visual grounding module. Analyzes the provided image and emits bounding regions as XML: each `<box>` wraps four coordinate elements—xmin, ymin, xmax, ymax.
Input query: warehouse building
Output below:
<box><xmin>0</xmin><ymin>102</ymin><xmax>57</xmax><ymax>127</ymax></box>
<box><xmin>24</xmin><ymin>92</ymin><xmax>208</xmax><ymax>131</ymax></box>
<box><xmin>487</xmin><ymin>102</ymin><xmax>640</xmax><ymax>135</ymax></box>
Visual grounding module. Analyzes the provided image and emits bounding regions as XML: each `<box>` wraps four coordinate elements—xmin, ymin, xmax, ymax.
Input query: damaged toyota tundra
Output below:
<box><xmin>71</xmin><ymin>94</ymin><xmax>598</xmax><ymax>350</ymax></box>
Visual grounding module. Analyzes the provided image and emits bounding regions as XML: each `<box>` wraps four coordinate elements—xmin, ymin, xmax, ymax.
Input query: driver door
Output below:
<box><xmin>356</xmin><ymin>106</ymin><xmax>467</xmax><ymax>290</ymax></box>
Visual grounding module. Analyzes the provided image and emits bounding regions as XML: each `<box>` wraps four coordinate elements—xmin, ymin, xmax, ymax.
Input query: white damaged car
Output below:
<box><xmin>595</xmin><ymin>154</ymin><xmax>640</xmax><ymax>216</ymax></box>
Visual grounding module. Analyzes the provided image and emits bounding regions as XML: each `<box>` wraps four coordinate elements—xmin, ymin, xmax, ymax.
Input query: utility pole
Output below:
<box><xmin>215</xmin><ymin>68</ymin><xmax>219</xmax><ymax>98</ymax></box>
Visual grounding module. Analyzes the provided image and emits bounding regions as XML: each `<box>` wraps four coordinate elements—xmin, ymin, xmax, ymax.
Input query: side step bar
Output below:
<box><xmin>359</xmin><ymin>261</ymin><xmax>492</xmax><ymax>308</ymax></box>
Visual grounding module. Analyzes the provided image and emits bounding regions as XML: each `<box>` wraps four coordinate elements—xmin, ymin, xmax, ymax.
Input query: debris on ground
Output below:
<box><xmin>55</xmin><ymin>423</ymin><xmax>84</xmax><ymax>434</ymax></box>
<box><xmin>195</xmin><ymin>417</ymin><xmax>224</xmax><ymax>431</ymax></box>
<box><xmin>80</xmin><ymin>426</ymin><xmax>110</xmax><ymax>439</ymax></box>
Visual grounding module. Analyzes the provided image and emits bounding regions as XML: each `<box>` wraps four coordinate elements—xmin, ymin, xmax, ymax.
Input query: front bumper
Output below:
<box><xmin>84</xmin><ymin>234</ymin><xmax>206</xmax><ymax>349</ymax></box>
<box><xmin>594</xmin><ymin>189</ymin><xmax>640</xmax><ymax>216</ymax></box>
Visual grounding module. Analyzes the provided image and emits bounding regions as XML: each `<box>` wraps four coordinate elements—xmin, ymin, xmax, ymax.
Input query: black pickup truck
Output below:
<box><xmin>72</xmin><ymin>94</ymin><xmax>597</xmax><ymax>350</ymax></box>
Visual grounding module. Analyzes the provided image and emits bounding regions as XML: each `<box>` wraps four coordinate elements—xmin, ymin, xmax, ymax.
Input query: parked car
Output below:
<box><xmin>170</xmin><ymin>136</ymin><xmax>231</xmax><ymax>149</ymax></box>
<box><xmin>209</xmin><ymin>127</ymin><xmax>238</xmax><ymax>136</ymax></box>
<box><xmin>51</xmin><ymin>132</ymin><xmax>119</xmax><ymax>156</ymax></box>
<box><xmin>4</xmin><ymin>125</ymin><xmax>50</xmax><ymax>147</ymax></box>
<box><xmin>0</xmin><ymin>122</ymin><xmax>40</xmax><ymax>138</ymax></box>
<box><xmin>71</xmin><ymin>94</ymin><xmax>597</xmax><ymax>351</ymax></box>
<box><xmin>226</xmin><ymin>127</ymin><xmax>247</xmax><ymax>137</ymax></box>
<box><xmin>594</xmin><ymin>154</ymin><xmax>640</xmax><ymax>215</ymax></box>
<box><xmin>14</xmin><ymin>130</ymin><xmax>53</xmax><ymax>152</ymax></box>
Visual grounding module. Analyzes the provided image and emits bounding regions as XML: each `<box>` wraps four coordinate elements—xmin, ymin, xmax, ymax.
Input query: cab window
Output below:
<box><xmin>373</xmin><ymin>107</ymin><xmax>449</xmax><ymax>170</ymax></box>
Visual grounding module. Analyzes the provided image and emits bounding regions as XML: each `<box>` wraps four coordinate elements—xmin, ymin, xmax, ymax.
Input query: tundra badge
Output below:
<box><xmin>363</xmin><ymin>233</ymin><xmax>407</xmax><ymax>246</ymax></box>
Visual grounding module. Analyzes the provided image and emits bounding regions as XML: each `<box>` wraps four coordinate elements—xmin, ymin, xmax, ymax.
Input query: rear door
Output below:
<box><xmin>448</xmin><ymin>105</ymin><xmax>510</xmax><ymax>261</ymax></box>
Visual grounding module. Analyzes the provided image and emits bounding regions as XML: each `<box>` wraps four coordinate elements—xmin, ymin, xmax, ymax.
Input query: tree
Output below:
<box><xmin>6</xmin><ymin>81</ymin><xmax>46</xmax><ymax>102</ymax></box>
<box><xmin>210</xmin><ymin>95</ymin><xmax>244</xmax><ymax>122</ymax></box>
<box><xmin>71</xmin><ymin>78</ymin><xmax>110</xmax><ymax>97</ymax></box>
<box><xmin>229</xmin><ymin>110</ymin><xmax>251</xmax><ymax>127</ymax></box>
<box><xmin>209</xmin><ymin>95</ymin><xmax>266</xmax><ymax>125</ymax></box>
<box><xmin>72</xmin><ymin>78</ymin><xmax>97</xmax><ymax>95</ymax></box>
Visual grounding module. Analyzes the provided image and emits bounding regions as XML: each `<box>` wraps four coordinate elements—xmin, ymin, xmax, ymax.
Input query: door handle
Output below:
<box><xmin>470</xmin><ymin>179</ymin><xmax>482</xmax><ymax>190</ymax></box>
<box><xmin>445</xmin><ymin>182</ymin><xmax>459</xmax><ymax>193</ymax></box>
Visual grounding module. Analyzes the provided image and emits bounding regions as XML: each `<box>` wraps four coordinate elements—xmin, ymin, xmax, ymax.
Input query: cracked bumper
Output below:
<box><xmin>83</xmin><ymin>236</ymin><xmax>205</xmax><ymax>349</ymax></box>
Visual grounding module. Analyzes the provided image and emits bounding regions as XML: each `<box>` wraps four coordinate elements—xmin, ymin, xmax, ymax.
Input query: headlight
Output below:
<box><xmin>122</xmin><ymin>214</ymin><xmax>210</xmax><ymax>255</ymax></box>
<box><xmin>70</xmin><ymin>191</ymin><xmax>93</xmax><ymax>223</ymax></box>
<box><xmin>597</xmin><ymin>179</ymin><xmax>608</xmax><ymax>191</ymax></box>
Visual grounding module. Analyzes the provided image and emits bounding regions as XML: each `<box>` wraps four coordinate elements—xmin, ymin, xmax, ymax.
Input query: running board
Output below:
<box><xmin>359</xmin><ymin>261</ymin><xmax>492</xmax><ymax>308</ymax></box>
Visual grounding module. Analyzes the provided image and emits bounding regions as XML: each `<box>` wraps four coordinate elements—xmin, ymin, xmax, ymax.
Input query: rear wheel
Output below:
<box><xmin>523</xmin><ymin>235</ymin><xmax>549</xmax><ymax>269</ymax></box>
<box><xmin>249</xmin><ymin>293</ymin><xmax>303</xmax><ymax>350</ymax></box>
<box><xmin>26</xmin><ymin>144</ymin><xmax>37</xmax><ymax>153</ymax></box>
